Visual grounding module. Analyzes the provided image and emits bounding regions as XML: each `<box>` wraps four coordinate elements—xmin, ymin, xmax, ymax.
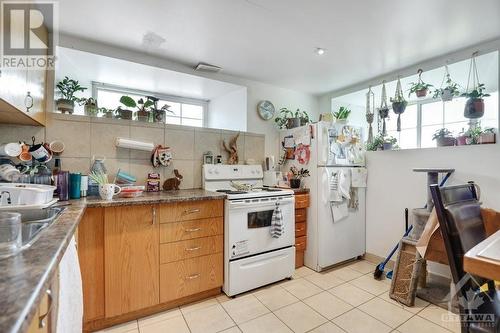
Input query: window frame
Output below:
<box><xmin>91</xmin><ymin>81</ymin><xmax>209</xmax><ymax>127</ymax></box>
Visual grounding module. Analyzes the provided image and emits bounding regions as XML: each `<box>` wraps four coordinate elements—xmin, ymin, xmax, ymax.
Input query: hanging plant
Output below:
<box><xmin>377</xmin><ymin>81</ymin><xmax>390</xmax><ymax>136</ymax></box>
<box><xmin>461</xmin><ymin>52</ymin><xmax>490</xmax><ymax>120</ymax></box>
<box><xmin>408</xmin><ymin>69</ymin><xmax>433</xmax><ymax>98</ymax></box>
<box><xmin>390</xmin><ymin>77</ymin><xmax>407</xmax><ymax>131</ymax></box>
<box><xmin>365</xmin><ymin>86</ymin><xmax>375</xmax><ymax>145</ymax></box>
<box><xmin>432</xmin><ymin>65</ymin><xmax>460</xmax><ymax>102</ymax></box>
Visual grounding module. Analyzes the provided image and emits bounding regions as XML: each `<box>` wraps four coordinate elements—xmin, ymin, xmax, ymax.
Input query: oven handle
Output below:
<box><xmin>228</xmin><ymin>196</ymin><xmax>294</xmax><ymax>209</ymax></box>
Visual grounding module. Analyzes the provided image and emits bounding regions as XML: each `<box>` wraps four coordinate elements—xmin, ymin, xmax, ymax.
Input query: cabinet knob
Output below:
<box><xmin>25</xmin><ymin>91</ymin><xmax>33</xmax><ymax>112</ymax></box>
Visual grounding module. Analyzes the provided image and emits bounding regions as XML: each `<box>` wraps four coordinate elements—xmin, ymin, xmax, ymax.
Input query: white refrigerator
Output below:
<box><xmin>280</xmin><ymin>121</ymin><xmax>367</xmax><ymax>271</ymax></box>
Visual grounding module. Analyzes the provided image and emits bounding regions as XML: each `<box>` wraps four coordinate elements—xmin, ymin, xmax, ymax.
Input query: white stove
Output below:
<box><xmin>202</xmin><ymin>164</ymin><xmax>296</xmax><ymax>296</ymax></box>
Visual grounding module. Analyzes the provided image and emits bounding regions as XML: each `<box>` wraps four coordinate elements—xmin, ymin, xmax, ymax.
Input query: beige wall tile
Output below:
<box><xmin>194</xmin><ymin>129</ymin><xmax>222</xmax><ymax>162</ymax></box>
<box><xmin>163</xmin><ymin>160</ymin><xmax>194</xmax><ymax>190</ymax></box>
<box><xmin>45</xmin><ymin>119</ymin><xmax>91</xmax><ymax>158</ymax></box>
<box><xmin>0</xmin><ymin>124</ymin><xmax>45</xmax><ymax>144</ymax></box>
<box><xmin>129</xmin><ymin>126</ymin><xmax>164</xmax><ymax>160</ymax></box>
<box><xmin>103</xmin><ymin>158</ymin><xmax>130</xmax><ymax>181</ymax></box>
<box><xmin>59</xmin><ymin>157</ymin><xmax>90</xmax><ymax>174</ymax></box>
<box><xmin>192</xmin><ymin>162</ymin><xmax>203</xmax><ymax>189</ymax></box>
<box><xmin>91</xmin><ymin>123</ymin><xmax>130</xmax><ymax>159</ymax></box>
<box><xmin>221</xmin><ymin>130</ymin><xmax>245</xmax><ymax>164</ymax></box>
<box><xmin>129</xmin><ymin>159</ymin><xmax>160</xmax><ymax>186</ymax></box>
<box><xmin>165</xmin><ymin>128</ymin><xmax>195</xmax><ymax>160</ymax></box>
<box><xmin>244</xmin><ymin>134</ymin><xmax>265</xmax><ymax>165</ymax></box>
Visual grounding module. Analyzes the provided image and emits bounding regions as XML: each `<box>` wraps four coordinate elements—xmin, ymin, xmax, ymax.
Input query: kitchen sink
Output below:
<box><xmin>20</xmin><ymin>207</ymin><xmax>65</xmax><ymax>248</ymax></box>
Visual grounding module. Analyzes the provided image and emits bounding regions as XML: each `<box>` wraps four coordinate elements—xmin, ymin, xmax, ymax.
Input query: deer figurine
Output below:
<box><xmin>222</xmin><ymin>132</ymin><xmax>240</xmax><ymax>165</ymax></box>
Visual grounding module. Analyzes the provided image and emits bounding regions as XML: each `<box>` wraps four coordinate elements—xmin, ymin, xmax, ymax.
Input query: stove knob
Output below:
<box><xmin>214</xmin><ymin>169</ymin><xmax>220</xmax><ymax>174</ymax></box>
<box><xmin>208</xmin><ymin>168</ymin><xmax>213</xmax><ymax>174</ymax></box>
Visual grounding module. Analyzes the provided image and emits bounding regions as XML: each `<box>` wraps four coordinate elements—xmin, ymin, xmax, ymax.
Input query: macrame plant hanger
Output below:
<box><xmin>393</xmin><ymin>77</ymin><xmax>406</xmax><ymax>132</ymax></box>
<box><xmin>464</xmin><ymin>51</ymin><xmax>482</xmax><ymax>128</ymax></box>
<box><xmin>366</xmin><ymin>86</ymin><xmax>375</xmax><ymax>144</ymax></box>
<box><xmin>378</xmin><ymin>81</ymin><xmax>389</xmax><ymax>136</ymax></box>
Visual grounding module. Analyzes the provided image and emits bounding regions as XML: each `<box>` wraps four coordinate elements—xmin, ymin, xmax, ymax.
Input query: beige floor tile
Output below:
<box><xmin>274</xmin><ymin>302</ymin><xmax>327</xmax><ymax>333</ymax></box>
<box><xmin>328</xmin><ymin>267</ymin><xmax>364</xmax><ymax>281</ymax></box>
<box><xmin>217</xmin><ymin>293</ymin><xmax>233</xmax><ymax>304</ymax></box>
<box><xmin>418</xmin><ymin>306</ymin><xmax>461</xmax><ymax>332</ymax></box>
<box><xmin>347</xmin><ymin>260</ymin><xmax>377</xmax><ymax>274</ymax></box>
<box><xmin>97</xmin><ymin>320</ymin><xmax>138</xmax><ymax>332</ymax></box>
<box><xmin>281</xmin><ymin>278</ymin><xmax>323</xmax><ymax>299</ymax></box>
<box><xmin>397</xmin><ymin>315</ymin><xmax>452</xmax><ymax>333</ymax></box>
<box><xmin>358</xmin><ymin>297</ymin><xmax>413</xmax><ymax>328</ymax></box>
<box><xmin>303</xmin><ymin>291</ymin><xmax>353</xmax><ymax>319</ymax></box>
<box><xmin>304</xmin><ymin>271</ymin><xmax>346</xmax><ymax>290</ymax></box>
<box><xmin>238</xmin><ymin>313</ymin><xmax>292</xmax><ymax>333</ymax></box>
<box><xmin>378</xmin><ymin>293</ymin><xmax>429</xmax><ymax>314</ymax></box>
<box><xmin>293</xmin><ymin>266</ymin><xmax>315</xmax><ymax>278</ymax></box>
<box><xmin>329</xmin><ymin>282</ymin><xmax>375</xmax><ymax>307</ymax></box>
<box><xmin>183</xmin><ymin>304</ymin><xmax>235</xmax><ymax>333</ymax></box>
<box><xmin>308</xmin><ymin>322</ymin><xmax>346</xmax><ymax>333</ymax></box>
<box><xmin>253</xmin><ymin>285</ymin><xmax>299</xmax><ymax>311</ymax></box>
<box><xmin>219</xmin><ymin>327</ymin><xmax>242</xmax><ymax>333</ymax></box>
<box><xmin>333</xmin><ymin>308</ymin><xmax>392</xmax><ymax>333</ymax></box>
<box><xmin>221</xmin><ymin>294</ymin><xmax>270</xmax><ymax>324</ymax></box>
<box><xmin>139</xmin><ymin>315</ymin><xmax>189</xmax><ymax>333</ymax></box>
<box><xmin>138</xmin><ymin>307</ymin><xmax>181</xmax><ymax>327</ymax></box>
<box><xmin>350</xmin><ymin>275</ymin><xmax>390</xmax><ymax>295</ymax></box>
<box><xmin>180</xmin><ymin>297</ymin><xmax>219</xmax><ymax>315</ymax></box>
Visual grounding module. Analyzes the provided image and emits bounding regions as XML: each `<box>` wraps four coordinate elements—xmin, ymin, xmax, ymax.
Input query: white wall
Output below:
<box><xmin>208</xmin><ymin>87</ymin><xmax>247</xmax><ymax>131</ymax></box>
<box><xmin>58</xmin><ymin>34</ymin><xmax>319</xmax><ymax>159</ymax></box>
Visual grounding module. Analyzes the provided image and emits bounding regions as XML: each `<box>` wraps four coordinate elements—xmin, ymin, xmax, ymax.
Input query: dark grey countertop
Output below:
<box><xmin>0</xmin><ymin>189</ymin><xmax>225</xmax><ymax>333</ymax></box>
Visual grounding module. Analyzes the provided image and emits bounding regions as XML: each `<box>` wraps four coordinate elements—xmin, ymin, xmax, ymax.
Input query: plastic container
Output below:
<box><xmin>0</xmin><ymin>212</ymin><xmax>22</xmax><ymax>258</ymax></box>
<box><xmin>0</xmin><ymin>183</ymin><xmax>56</xmax><ymax>205</ymax></box>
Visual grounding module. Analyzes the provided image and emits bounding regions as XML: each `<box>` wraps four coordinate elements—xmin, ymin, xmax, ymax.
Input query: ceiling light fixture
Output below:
<box><xmin>315</xmin><ymin>47</ymin><xmax>326</xmax><ymax>55</ymax></box>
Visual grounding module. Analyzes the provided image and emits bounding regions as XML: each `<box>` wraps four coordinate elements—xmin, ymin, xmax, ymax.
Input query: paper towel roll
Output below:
<box><xmin>115</xmin><ymin>137</ymin><xmax>155</xmax><ymax>151</ymax></box>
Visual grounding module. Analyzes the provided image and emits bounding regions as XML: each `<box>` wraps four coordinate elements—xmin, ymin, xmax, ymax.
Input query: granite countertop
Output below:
<box><xmin>0</xmin><ymin>189</ymin><xmax>225</xmax><ymax>333</ymax></box>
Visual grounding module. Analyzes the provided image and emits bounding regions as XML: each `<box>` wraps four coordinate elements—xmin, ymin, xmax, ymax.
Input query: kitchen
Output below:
<box><xmin>0</xmin><ymin>1</ymin><xmax>499</xmax><ymax>333</ymax></box>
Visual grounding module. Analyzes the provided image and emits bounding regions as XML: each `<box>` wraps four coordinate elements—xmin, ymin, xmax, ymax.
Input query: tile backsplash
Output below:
<box><xmin>0</xmin><ymin>113</ymin><xmax>265</xmax><ymax>189</ymax></box>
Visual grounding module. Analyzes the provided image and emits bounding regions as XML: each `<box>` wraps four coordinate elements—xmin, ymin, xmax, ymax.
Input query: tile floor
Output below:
<box><xmin>97</xmin><ymin>259</ymin><xmax>461</xmax><ymax>333</ymax></box>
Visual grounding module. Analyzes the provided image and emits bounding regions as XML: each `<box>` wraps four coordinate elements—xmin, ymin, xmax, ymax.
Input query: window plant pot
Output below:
<box><xmin>464</xmin><ymin>98</ymin><xmax>484</xmax><ymax>119</ymax></box>
<box><xmin>290</xmin><ymin>178</ymin><xmax>301</xmax><ymax>189</ymax></box>
<box><xmin>137</xmin><ymin>110</ymin><xmax>150</xmax><ymax>122</ymax></box>
<box><xmin>436</xmin><ymin>136</ymin><xmax>456</xmax><ymax>147</ymax></box>
<box><xmin>456</xmin><ymin>135</ymin><xmax>467</xmax><ymax>146</ymax></box>
<box><xmin>287</xmin><ymin>117</ymin><xmax>301</xmax><ymax>129</ymax></box>
<box><xmin>382</xmin><ymin>143</ymin><xmax>393</xmax><ymax>150</ymax></box>
<box><xmin>56</xmin><ymin>98</ymin><xmax>74</xmax><ymax>114</ymax></box>
<box><xmin>300</xmin><ymin>118</ymin><xmax>308</xmax><ymax>126</ymax></box>
<box><xmin>440</xmin><ymin>88</ymin><xmax>454</xmax><ymax>102</ymax></box>
<box><xmin>116</xmin><ymin>109</ymin><xmax>133</xmax><ymax>120</ymax></box>
<box><xmin>378</xmin><ymin>107</ymin><xmax>389</xmax><ymax>119</ymax></box>
<box><xmin>392</xmin><ymin>101</ymin><xmax>407</xmax><ymax>115</ymax></box>
<box><xmin>415</xmin><ymin>89</ymin><xmax>428</xmax><ymax>98</ymax></box>
<box><xmin>479</xmin><ymin>132</ymin><xmax>496</xmax><ymax>144</ymax></box>
<box><xmin>153</xmin><ymin>109</ymin><xmax>166</xmax><ymax>123</ymax></box>
<box><xmin>104</xmin><ymin>111</ymin><xmax>114</xmax><ymax>118</ymax></box>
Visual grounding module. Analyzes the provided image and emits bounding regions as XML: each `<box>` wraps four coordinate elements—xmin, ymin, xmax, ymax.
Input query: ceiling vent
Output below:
<box><xmin>195</xmin><ymin>62</ymin><xmax>222</xmax><ymax>73</ymax></box>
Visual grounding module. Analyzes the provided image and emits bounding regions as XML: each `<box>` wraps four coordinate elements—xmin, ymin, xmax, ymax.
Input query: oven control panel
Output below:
<box><xmin>203</xmin><ymin>164</ymin><xmax>263</xmax><ymax>180</ymax></box>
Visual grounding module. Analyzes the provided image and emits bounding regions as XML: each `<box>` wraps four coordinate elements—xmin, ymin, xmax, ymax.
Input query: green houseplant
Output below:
<box><xmin>274</xmin><ymin>108</ymin><xmax>310</xmax><ymax>129</ymax></box>
<box><xmin>432</xmin><ymin>128</ymin><xmax>455</xmax><ymax>147</ymax></box>
<box><xmin>391</xmin><ymin>77</ymin><xmax>407</xmax><ymax>131</ymax></box>
<box><xmin>119</xmin><ymin>96</ymin><xmax>154</xmax><ymax>121</ymax></box>
<box><xmin>408</xmin><ymin>69</ymin><xmax>433</xmax><ymax>98</ymax></box>
<box><xmin>479</xmin><ymin>127</ymin><xmax>496</xmax><ymax>144</ymax></box>
<box><xmin>366</xmin><ymin>134</ymin><xmax>398</xmax><ymax>151</ymax></box>
<box><xmin>461</xmin><ymin>83</ymin><xmax>490</xmax><ymax>119</ymax></box>
<box><xmin>55</xmin><ymin>76</ymin><xmax>87</xmax><ymax>114</ymax></box>
<box><xmin>333</xmin><ymin>106</ymin><xmax>351</xmax><ymax>122</ymax></box>
<box><xmin>289</xmin><ymin>166</ymin><xmax>310</xmax><ymax>189</ymax></box>
<box><xmin>81</xmin><ymin>97</ymin><xmax>98</xmax><ymax>116</ymax></box>
<box><xmin>433</xmin><ymin>73</ymin><xmax>460</xmax><ymax>102</ymax></box>
<box><xmin>98</xmin><ymin>107</ymin><xmax>115</xmax><ymax>118</ymax></box>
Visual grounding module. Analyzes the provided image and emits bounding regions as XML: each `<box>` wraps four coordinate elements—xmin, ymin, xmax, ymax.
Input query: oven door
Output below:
<box><xmin>226</xmin><ymin>195</ymin><xmax>295</xmax><ymax>260</ymax></box>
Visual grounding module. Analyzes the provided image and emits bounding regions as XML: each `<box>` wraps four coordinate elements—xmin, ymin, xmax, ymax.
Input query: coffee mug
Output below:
<box><xmin>0</xmin><ymin>143</ymin><xmax>22</xmax><ymax>157</ymax></box>
<box><xmin>99</xmin><ymin>184</ymin><xmax>122</xmax><ymax>200</ymax></box>
<box><xmin>29</xmin><ymin>144</ymin><xmax>51</xmax><ymax>162</ymax></box>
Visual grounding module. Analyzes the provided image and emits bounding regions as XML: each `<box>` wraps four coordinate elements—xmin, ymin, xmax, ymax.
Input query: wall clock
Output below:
<box><xmin>257</xmin><ymin>100</ymin><xmax>275</xmax><ymax>120</ymax></box>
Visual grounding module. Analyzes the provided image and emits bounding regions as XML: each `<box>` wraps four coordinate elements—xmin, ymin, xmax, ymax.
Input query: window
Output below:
<box><xmin>94</xmin><ymin>83</ymin><xmax>207</xmax><ymax>127</ymax></box>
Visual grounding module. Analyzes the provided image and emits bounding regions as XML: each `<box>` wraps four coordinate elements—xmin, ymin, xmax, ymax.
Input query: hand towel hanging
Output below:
<box><xmin>270</xmin><ymin>201</ymin><xmax>284</xmax><ymax>238</ymax></box>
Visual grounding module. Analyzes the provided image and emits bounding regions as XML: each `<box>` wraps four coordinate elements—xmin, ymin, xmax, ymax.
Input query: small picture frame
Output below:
<box><xmin>203</xmin><ymin>152</ymin><xmax>214</xmax><ymax>165</ymax></box>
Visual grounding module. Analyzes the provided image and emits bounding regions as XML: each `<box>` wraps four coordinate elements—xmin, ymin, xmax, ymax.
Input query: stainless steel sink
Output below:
<box><xmin>20</xmin><ymin>207</ymin><xmax>65</xmax><ymax>248</ymax></box>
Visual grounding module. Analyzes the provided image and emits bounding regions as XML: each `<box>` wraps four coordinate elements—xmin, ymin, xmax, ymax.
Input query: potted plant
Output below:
<box><xmin>289</xmin><ymin>166</ymin><xmax>310</xmax><ymax>189</ymax></box>
<box><xmin>55</xmin><ymin>76</ymin><xmax>87</xmax><ymax>114</ymax></box>
<box><xmin>82</xmin><ymin>97</ymin><xmax>98</xmax><ymax>116</ymax></box>
<box><xmin>479</xmin><ymin>128</ymin><xmax>496</xmax><ymax>144</ymax></box>
<box><xmin>119</xmin><ymin>96</ymin><xmax>153</xmax><ymax>121</ymax></box>
<box><xmin>299</xmin><ymin>110</ymin><xmax>311</xmax><ymax>126</ymax></box>
<box><xmin>432</xmin><ymin>71</ymin><xmax>460</xmax><ymax>102</ymax></box>
<box><xmin>366</xmin><ymin>134</ymin><xmax>398</xmax><ymax>151</ymax></box>
<box><xmin>432</xmin><ymin>128</ymin><xmax>456</xmax><ymax>147</ymax></box>
<box><xmin>333</xmin><ymin>106</ymin><xmax>351</xmax><ymax>123</ymax></box>
<box><xmin>461</xmin><ymin>83</ymin><xmax>490</xmax><ymax>119</ymax></box>
<box><xmin>116</xmin><ymin>96</ymin><xmax>136</xmax><ymax>120</ymax></box>
<box><xmin>274</xmin><ymin>108</ymin><xmax>296</xmax><ymax>129</ymax></box>
<box><xmin>456</xmin><ymin>129</ymin><xmax>468</xmax><ymax>146</ymax></box>
<box><xmin>408</xmin><ymin>69</ymin><xmax>433</xmax><ymax>98</ymax></box>
<box><xmin>99</xmin><ymin>107</ymin><xmax>115</xmax><ymax>118</ymax></box>
<box><xmin>390</xmin><ymin>77</ymin><xmax>407</xmax><ymax>131</ymax></box>
<box><xmin>382</xmin><ymin>136</ymin><xmax>397</xmax><ymax>150</ymax></box>
<box><xmin>465</xmin><ymin>126</ymin><xmax>482</xmax><ymax>145</ymax></box>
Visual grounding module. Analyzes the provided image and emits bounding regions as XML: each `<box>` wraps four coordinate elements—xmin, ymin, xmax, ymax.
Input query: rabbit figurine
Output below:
<box><xmin>163</xmin><ymin>169</ymin><xmax>183</xmax><ymax>191</ymax></box>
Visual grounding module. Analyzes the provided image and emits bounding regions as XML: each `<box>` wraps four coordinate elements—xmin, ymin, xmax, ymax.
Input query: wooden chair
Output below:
<box><xmin>430</xmin><ymin>183</ymin><xmax>499</xmax><ymax>333</ymax></box>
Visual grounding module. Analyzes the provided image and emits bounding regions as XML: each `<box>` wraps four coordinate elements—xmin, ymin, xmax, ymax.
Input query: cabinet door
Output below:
<box><xmin>104</xmin><ymin>205</ymin><xmax>159</xmax><ymax>317</ymax></box>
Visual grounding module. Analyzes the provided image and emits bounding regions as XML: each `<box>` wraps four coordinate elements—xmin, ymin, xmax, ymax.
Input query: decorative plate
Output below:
<box><xmin>257</xmin><ymin>100</ymin><xmax>275</xmax><ymax>120</ymax></box>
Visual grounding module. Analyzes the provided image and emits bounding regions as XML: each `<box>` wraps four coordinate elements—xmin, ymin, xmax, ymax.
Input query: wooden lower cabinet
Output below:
<box><xmin>78</xmin><ymin>199</ymin><xmax>224</xmax><ymax>332</ymax></box>
<box><xmin>295</xmin><ymin>193</ymin><xmax>310</xmax><ymax>268</ymax></box>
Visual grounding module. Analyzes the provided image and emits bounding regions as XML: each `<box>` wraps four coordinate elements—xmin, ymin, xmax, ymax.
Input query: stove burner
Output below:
<box><xmin>216</xmin><ymin>189</ymin><xmax>248</xmax><ymax>194</ymax></box>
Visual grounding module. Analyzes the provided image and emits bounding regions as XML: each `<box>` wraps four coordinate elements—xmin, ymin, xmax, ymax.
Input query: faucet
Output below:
<box><xmin>0</xmin><ymin>191</ymin><xmax>12</xmax><ymax>205</ymax></box>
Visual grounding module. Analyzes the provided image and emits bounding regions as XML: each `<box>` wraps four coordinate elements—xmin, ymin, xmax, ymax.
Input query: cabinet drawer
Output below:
<box><xmin>159</xmin><ymin>200</ymin><xmax>223</xmax><ymax>223</ymax></box>
<box><xmin>295</xmin><ymin>208</ymin><xmax>307</xmax><ymax>222</ymax></box>
<box><xmin>295</xmin><ymin>235</ymin><xmax>307</xmax><ymax>251</ymax></box>
<box><xmin>160</xmin><ymin>235</ymin><xmax>223</xmax><ymax>264</ymax></box>
<box><xmin>160</xmin><ymin>253</ymin><xmax>223</xmax><ymax>303</ymax></box>
<box><xmin>295</xmin><ymin>222</ymin><xmax>306</xmax><ymax>237</ymax></box>
<box><xmin>159</xmin><ymin>217</ymin><xmax>223</xmax><ymax>243</ymax></box>
<box><xmin>295</xmin><ymin>194</ymin><xmax>310</xmax><ymax>209</ymax></box>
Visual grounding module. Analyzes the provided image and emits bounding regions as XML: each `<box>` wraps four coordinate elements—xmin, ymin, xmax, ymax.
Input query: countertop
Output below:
<box><xmin>0</xmin><ymin>189</ymin><xmax>225</xmax><ymax>333</ymax></box>
<box><xmin>290</xmin><ymin>187</ymin><xmax>310</xmax><ymax>194</ymax></box>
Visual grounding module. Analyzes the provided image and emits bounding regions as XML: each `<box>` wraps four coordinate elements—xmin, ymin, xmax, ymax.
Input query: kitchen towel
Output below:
<box><xmin>330</xmin><ymin>202</ymin><xmax>349</xmax><ymax>222</ymax></box>
<box><xmin>57</xmin><ymin>236</ymin><xmax>83</xmax><ymax>333</ymax></box>
<box><xmin>351</xmin><ymin>167</ymin><xmax>368</xmax><ymax>188</ymax></box>
<box><xmin>270</xmin><ymin>202</ymin><xmax>284</xmax><ymax>238</ymax></box>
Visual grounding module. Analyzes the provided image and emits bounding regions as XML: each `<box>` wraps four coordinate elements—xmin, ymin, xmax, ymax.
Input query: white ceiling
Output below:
<box><xmin>56</xmin><ymin>47</ymin><xmax>244</xmax><ymax>100</ymax></box>
<box><xmin>58</xmin><ymin>0</ymin><xmax>500</xmax><ymax>95</ymax></box>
